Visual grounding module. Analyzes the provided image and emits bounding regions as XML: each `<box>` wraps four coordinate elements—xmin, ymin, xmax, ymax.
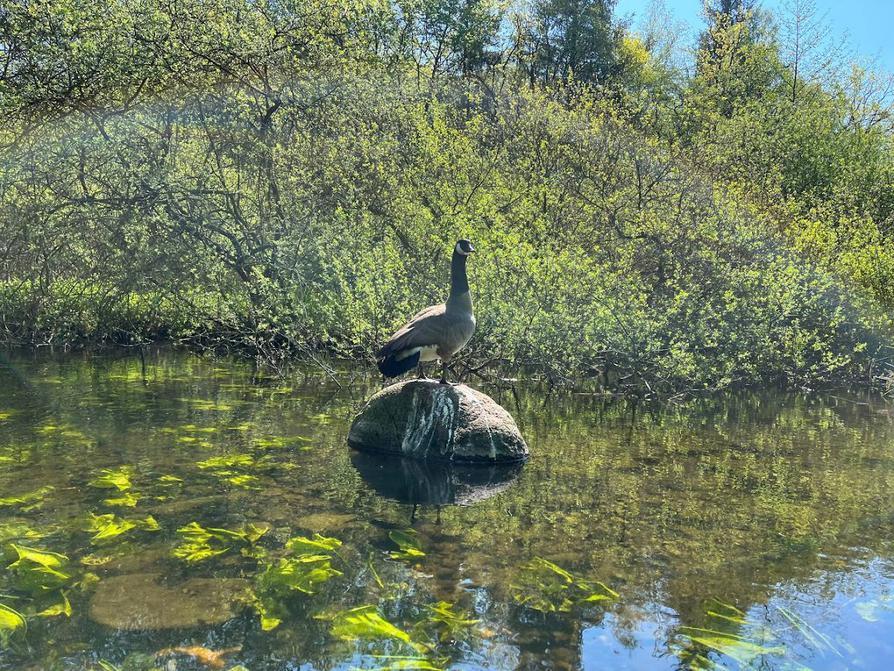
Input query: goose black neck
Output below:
<box><xmin>447</xmin><ymin>250</ymin><xmax>471</xmax><ymax>308</ymax></box>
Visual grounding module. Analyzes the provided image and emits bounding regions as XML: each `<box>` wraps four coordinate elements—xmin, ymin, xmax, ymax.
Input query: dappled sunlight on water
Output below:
<box><xmin>0</xmin><ymin>349</ymin><xmax>893</xmax><ymax>670</ymax></box>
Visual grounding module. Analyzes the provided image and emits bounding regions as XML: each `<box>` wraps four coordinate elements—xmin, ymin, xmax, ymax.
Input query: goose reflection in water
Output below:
<box><xmin>350</xmin><ymin>450</ymin><xmax>524</xmax><ymax>520</ymax></box>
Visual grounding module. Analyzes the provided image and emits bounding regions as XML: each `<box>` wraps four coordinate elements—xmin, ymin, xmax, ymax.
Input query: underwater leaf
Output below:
<box><xmin>366</xmin><ymin>656</ymin><xmax>446</xmax><ymax>670</ymax></box>
<box><xmin>328</xmin><ymin>605</ymin><xmax>426</xmax><ymax>652</ymax></box>
<box><xmin>258</xmin><ymin>556</ymin><xmax>342</xmax><ymax>595</ymax></box>
<box><xmin>196</xmin><ymin>454</ymin><xmax>254</xmax><ymax>470</ymax></box>
<box><xmin>0</xmin><ymin>485</ymin><xmax>55</xmax><ymax>510</ymax></box>
<box><xmin>172</xmin><ymin>521</ymin><xmax>264</xmax><ymax>563</ymax></box>
<box><xmin>0</xmin><ymin>602</ymin><xmax>27</xmax><ymax>642</ymax></box>
<box><xmin>510</xmin><ymin>557</ymin><xmax>612</xmax><ymax>613</ymax></box>
<box><xmin>8</xmin><ymin>544</ymin><xmax>68</xmax><ymax>570</ymax></box>
<box><xmin>680</xmin><ymin>627</ymin><xmax>784</xmax><ymax>665</ymax></box>
<box><xmin>0</xmin><ymin>522</ymin><xmax>46</xmax><ymax>544</ymax></box>
<box><xmin>580</xmin><ymin>581</ymin><xmax>619</xmax><ymax>601</ymax></box>
<box><xmin>388</xmin><ymin>530</ymin><xmax>425</xmax><ymax>561</ymax></box>
<box><xmin>285</xmin><ymin>534</ymin><xmax>342</xmax><ymax>555</ymax></box>
<box><xmin>225</xmin><ymin>474</ymin><xmax>261</xmax><ymax>488</ymax></box>
<box><xmin>707</xmin><ymin>610</ymin><xmax>747</xmax><ymax>625</ymax></box>
<box><xmin>531</xmin><ymin>557</ymin><xmax>575</xmax><ymax>583</ymax></box>
<box><xmin>89</xmin><ymin>467</ymin><xmax>133</xmax><ymax>491</ymax></box>
<box><xmin>158</xmin><ymin>475</ymin><xmax>184</xmax><ymax>483</ymax></box>
<box><xmin>686</xmin><ymin>635</ymin><xmax>785</xmax><ymax>665</ymax></box>
<box><xmin>179</xmin><ymin>398</ymin><xmax>233</xmax><ymax>411</ymax></box>
<box><xmin>103</xmin><ymin>492</ymin><xmax>140</xmax><ymax>507</ymax></box>
<box><xmin>138</xmin><ymin>515</ymin><xmax>161</xmax><ymax>532</ymax></box>
<box><xmin>85</xmin><ymin>514</ymin><xmax>136</xmax><ymax>542</ymax></box>
<box><xmin>776</xmin><ymin>605</ymin><xmax>841</xmax><ymax>657</ymax></box>
<box><xmin>7</xmin><ymin>544</ymin><xmax>71</xmax><ymax>591</ymax></box>
<box><xmin>418</xmin><ymin>601</ymin><xmax>480</xmax><ymax>643</ymax></box>
<box><xmin>36</xmin><ymin>591</ymin><xmax>71</xmax><ymax>617</ymax></box>
<box><xmin>172</xmin><ymin>543</ymin><xmax>229</xmax><ymax>564</ymax></box>
<box><xmin>97</xmin><ymin>660</ymin><xmax>121</xmax><ymax>671</ymax></box>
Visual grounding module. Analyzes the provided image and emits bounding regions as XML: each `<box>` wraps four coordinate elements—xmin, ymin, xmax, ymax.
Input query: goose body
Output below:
<box><xmin>377</xmin><ymin>240</ymin><xmax>476</xmax><ymax>383</ymax></box>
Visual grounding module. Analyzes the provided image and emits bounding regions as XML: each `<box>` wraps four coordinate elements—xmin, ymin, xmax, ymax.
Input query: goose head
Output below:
<box><xmin>455</xmin><ymin>239</ymin><xmax>476</xmax><ymax>256</ymax></box>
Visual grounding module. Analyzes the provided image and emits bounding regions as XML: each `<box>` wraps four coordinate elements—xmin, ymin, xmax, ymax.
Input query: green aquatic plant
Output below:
<box><xmin>83</xmin><ymin>513</ymin><xmax>159</xmax><ymax>543</ymax></box>
<box><xmin>0</xmin><ymin>522</ymin><xmax>46</xmax><ymax>544</ymax></box>
<box><xmin>158</xmin><ymin>474</ymin><xmax>184</xmax><ymax>486</ymax></box>
<box><xmin>253</xmin><ymin>435</ymin><xmax>312</xmax><ymax>449</ymax></box>
<box><xmin>0</xmin><ymin>602</ymin><xmax>27</xmax><ymax>644</ymax></box>
<box><xmin>285</xmin><ymin>534</ymin><xmax>342</xmax><ymax>554</ymax></box>
<box><xmin>706</xmin><ymin>599</ymin><xmax>748</xmax><ymax>625</ymax></box>
<box><xmin>179</xmin><ymin>398</ymin><xmax>234</xmax><ymax>411</ymax></box>
<box><xmin>37</xmin><ymin>424</ymin><xmax>91</xmax><ymax>444</ymax></box>
<box><xmin>678</xmin><ymin>626</ymin><xmax>785</xmax><ymax>666</ymax></box>
<box><xmin>326</xmin><ymin>605</ymin><xmax>428</xmax><ymax>653</ymax></box>
<box><xmin>362</xmin><ymin>656</ymin><xmax>446</xmax><ymax>671</ymax></box>
<box><xmin>0</xmin><ymin>485</ymin><xmax>55</xmax><ymax>511</ymax></box>
<box><xmin>89</xmin><ymin>467</ymin><xmax>133</xmax><ymax>492</ymax></box>
<box><xmin>257</xmin><ymin>555</ymin><xmax>342</xmax><ymax>596</ymax></box>
<box><xmin>510</xmin><ymin>557</ymin><xmax>618</xmax><ymax>613</ymax></box>
<box><xmin>776</xmin><ymin>605</ymin><xmax>842</xmax><ymax>657</ymax></box>
<box><xmin>36</xmin><ymin>591</ymin><xmax>71</xmax><ymax>618</ymax></box>
<box><xmin>247</xmin><ymin>534</ymin><xmax>344</xmax><ymax>631</ymax></box>
<box><xmin>172</xmin><ymin>521</ymin><xmax>268</xmax><ymax>563</ymax></box>
<box><xmin>102</xmin><ymin>491</ymin><xmax>140</xmax><ymax>507</ymax></box>
<box><xmin>388</xmin><ymin>530</ymin><xmax>425</xmax><ymax>561</ymax></box>
<box><xmin>6</xmin><ymin>544</ymin><xmax>71</xmax><ymax>593</ymax></box>
<box><xmin>197</xmin><ymin>454</ymin><xmax>255</xmax><ymax>469</ymax></box>
<box><xmin>416</xmin><ymin>601</ymin><xmax>480</xmax><ymax>644</ymax></box>
<box><xmin>196</xmin><ymin>453</ymin><xmax>266</xmax><ymax>488</ymax></box>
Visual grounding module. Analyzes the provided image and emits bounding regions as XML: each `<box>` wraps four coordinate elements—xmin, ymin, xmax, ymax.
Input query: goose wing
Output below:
<box><xmin>376</xmin><ymin>304</ymin><xmax>447</xmax><ymax>359</ymax></box>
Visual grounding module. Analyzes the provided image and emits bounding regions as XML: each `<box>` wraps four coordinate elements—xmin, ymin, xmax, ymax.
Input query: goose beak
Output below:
<box><xmin>468</xmin><ymin>244</ymin><xmax>476</xmax><ymax>253</ymax></box>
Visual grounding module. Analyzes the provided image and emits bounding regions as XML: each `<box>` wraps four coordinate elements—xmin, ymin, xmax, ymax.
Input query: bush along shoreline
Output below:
<box><xmin>2</xmin><ymin>1</ymin><xmax>893</xmax><ymax>395</ymax></box>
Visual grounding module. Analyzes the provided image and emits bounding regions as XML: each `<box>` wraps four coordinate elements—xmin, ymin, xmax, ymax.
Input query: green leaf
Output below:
<box><xmin>196</xmin><ymin>454</ymin><xmax>254</xmax><ymax>470</ymax></box>
<box><xmin>328</xmin><ymin>605</ymin><xmax>427</xmax><ymax>653</ymax></box>
<box><xmin>388</xmin><ymin>530</ymin><xmax>425</xmax><ymax>561</ymax></box>
<box><xmin>85</xmin><ymin>514</ymin><xmax>136</xmax><ymax>542</ymax></box>
<box><xmin>0</xmin><ymin>602</ymin><xmax>27</xmax><ymax>643</ymax></box>
<box><xmin>103</xmin><ymin>491</ymin><xmax>140</xmax><ymax>507</ymax></box>
<box><xmin>258</xmin><ymin>556</ymin><xmax>341</xmax><ymax>595</ymax></box>
<box><xmin>8</xmin><ymin>544</ymin><xmax>67</xmax><ymax>570</ymax></box>
<box><xmin>89</xmin><ymin>467</ymin><xmax>133</xmax><ymax>491</ymax></box>
<box><xmin>686</xmin><ymin>635</ymin><xmax>785</xmax><ymax>665</ymax></box>
<box><xmin>36</xmin><ymin>591</ymin><xmax>71</xmax><ymax>617</ymax></box>
<box><xmin>0</xmin><ymin>485</ymin><xmax>55</xmax><ymax>510</ymax></box>
<box><xmin>6</xmin><ymin>544</ymin><xmax>71</xmax><ymax>592</ymax></box>
<box><xmin>285</xmin><ymin>534</ymin><xmax>342</xmax><ymax>555</ymax></box>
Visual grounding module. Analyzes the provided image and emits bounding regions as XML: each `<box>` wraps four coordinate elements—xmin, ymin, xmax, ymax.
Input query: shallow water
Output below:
<box><xmin>1</xmin><ymin>349</ymin><xmax>893</xmax><ymax>671</ymax></box>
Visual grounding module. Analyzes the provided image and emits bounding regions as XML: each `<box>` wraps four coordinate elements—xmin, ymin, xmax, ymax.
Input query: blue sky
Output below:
<box><xmin>614</xmin><ymin>0</ymin><xmax>894</xmax><ymax>73</ymax></box>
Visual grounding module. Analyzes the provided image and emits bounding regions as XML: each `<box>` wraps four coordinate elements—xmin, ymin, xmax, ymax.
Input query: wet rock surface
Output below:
<box><xmin>89</xmin><ymin>573</ymin><xmax>249</xmax><ymax>630</ymax></box>
<box><xmin>348</xmin><ymin>380</ymin><xmax>528</xmax><ymax>462</ymax></box>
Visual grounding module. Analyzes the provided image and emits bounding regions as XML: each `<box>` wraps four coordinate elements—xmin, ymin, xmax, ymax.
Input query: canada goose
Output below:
<box><xmin>377</xmin><ymin>239</ymin><xmax>476</xmax><ymax>384</ymax></box>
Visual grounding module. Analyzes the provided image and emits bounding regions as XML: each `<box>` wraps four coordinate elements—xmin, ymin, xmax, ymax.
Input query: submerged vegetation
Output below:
<box><xmin>0</xmin><ymin>352</ymin><xmax>893</xmax><ymax>668</ymax></box>
<box><xmin>1</xmin><ymin>0</ymin><xmax>893</xmax><ymax>392</ymax></box>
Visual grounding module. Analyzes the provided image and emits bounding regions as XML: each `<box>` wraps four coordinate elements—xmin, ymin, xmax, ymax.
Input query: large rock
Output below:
<box><xmin>348</xmin><ymin>380</ymin><xmax>528</xmax><ymax>462</ymax></box>
<box><xmin>89</xmin><ymin>573</ymin><xmax>249</xmax><ymax>630</ymax></box>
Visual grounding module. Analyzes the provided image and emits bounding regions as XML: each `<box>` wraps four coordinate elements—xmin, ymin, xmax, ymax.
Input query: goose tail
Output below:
<box><xmin>376</xmin><ymin>349</ymin><xmax>421</xmax><ymax>378</ymax></box>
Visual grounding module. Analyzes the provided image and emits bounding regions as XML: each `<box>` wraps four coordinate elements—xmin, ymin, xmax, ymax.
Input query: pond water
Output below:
<box><xmin>1</xmin><ymin>349</ymin><xmax>893</xmax><ymax>671</ymax></box>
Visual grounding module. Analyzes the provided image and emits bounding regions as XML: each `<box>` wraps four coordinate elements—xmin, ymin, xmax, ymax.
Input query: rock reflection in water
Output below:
<box><xmin>350</xmin><ymin>449</ymin><xmax>524</xmax><ymax>505</ymax></box>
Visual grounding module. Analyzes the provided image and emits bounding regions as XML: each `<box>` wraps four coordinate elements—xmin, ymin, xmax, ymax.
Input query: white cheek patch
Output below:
<box><xmin>455</xmin><ymin>242</ymin><xmax>470</xmax><ymax>256</ymax></box>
